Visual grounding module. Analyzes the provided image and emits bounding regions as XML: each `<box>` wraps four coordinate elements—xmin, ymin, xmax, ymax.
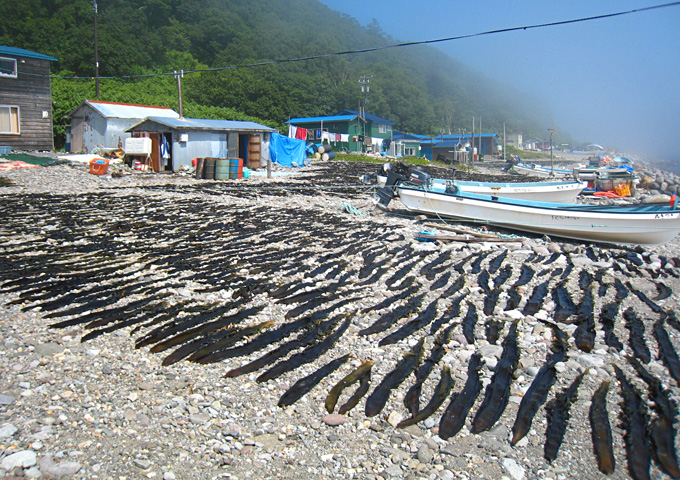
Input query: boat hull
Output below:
<box><xmin>396</xmin><ymin>186</ymin><xmax>680</xmax><ymax>245</ymax></box>
<box><xmin>377</xmin><ymin>176</ymin><xmax>586</xmax><ymax>203</ymax></box>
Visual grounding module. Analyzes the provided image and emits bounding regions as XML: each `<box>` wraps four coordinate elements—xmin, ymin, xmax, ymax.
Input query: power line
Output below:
<box><xmin>27</xmin><ymin>1</ymin><xmax>680</xmax><ymax>80</ymax></box>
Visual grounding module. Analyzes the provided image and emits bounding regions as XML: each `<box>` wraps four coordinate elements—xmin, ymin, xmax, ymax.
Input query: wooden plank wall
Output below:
<box><xmin>0</xmin><ymin>57</ymin><xmax>54</xmax><ymax>151</ymax></box>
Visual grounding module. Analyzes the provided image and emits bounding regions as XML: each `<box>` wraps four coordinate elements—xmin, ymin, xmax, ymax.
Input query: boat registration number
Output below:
<box><xmin>551</xmin><ymin>215</ymin><xmax>578</xmax><ymax>221</ymax></box>
<box><xmin>655</xmin><ymin>213</ymin><xmax>677</xmax><ymax>219</ymax></box>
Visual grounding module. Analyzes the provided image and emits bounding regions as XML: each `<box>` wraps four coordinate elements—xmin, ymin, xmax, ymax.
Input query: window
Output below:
<box><xmin>379</xmin><ymin>124</ymin><xmax>386</xmax><ymax>133</ymax></box>
<box><xmin>0</xmin><ymin>57</ymin><xmax>17</xmax><ymax>78</ymax></box>
<box><xmin>405</xmin><ymin>147</ymin><xmax>415</xmax><ymax>156</ymax></box>
<box><xmin>0</xmin><ymin>106</ymin><xmax>20</xmax><ymax>134</ymax></box>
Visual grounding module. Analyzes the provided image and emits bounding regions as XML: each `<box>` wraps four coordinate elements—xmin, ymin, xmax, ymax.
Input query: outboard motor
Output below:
<box><xmin>408</xmin><ymin>169</ymin><xmax>431</xmax><ymax>186</ymax></box>
<box><xmin>374</xmin><ymin>162</ymin><xmax>410</xmax><ymax>208</ymax></box>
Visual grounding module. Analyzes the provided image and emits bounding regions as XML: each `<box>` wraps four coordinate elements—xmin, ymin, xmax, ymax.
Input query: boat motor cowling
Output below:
<box><xmin>408</xmin><ymin>169</ymin><xmax>431</xmax><ymax>186</ymax></box>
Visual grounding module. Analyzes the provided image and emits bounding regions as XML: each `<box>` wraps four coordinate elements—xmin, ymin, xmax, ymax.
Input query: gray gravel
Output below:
<box><xmin>1</xmin><ymin>158</ymin><xmax>679</xmax><ymax>480</ymax></box>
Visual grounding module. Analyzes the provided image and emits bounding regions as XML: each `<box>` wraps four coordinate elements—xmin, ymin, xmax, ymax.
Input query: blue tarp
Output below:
<box><xmin>270</xmin><ymin>132</ymin><xmax>307</xmax><ymax>167</ymax></box>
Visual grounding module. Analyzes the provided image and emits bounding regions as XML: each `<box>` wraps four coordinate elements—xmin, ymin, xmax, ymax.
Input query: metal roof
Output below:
<box><xmin>129</xmin><ymin>116</ymin><xmax>276</xmax><ymax>132</ymax></box>
<box><xmin>69</xmin><ymin>100</ymin><xmax>179</xmax><ymax>119</ymax></box>
<box><xmin>336</xmin><ymin>109</ymin><xmax>395</xmax><ymax>125</ymax></box>
<box><xmin>421</xmin><ymin>133</ymin><xmax>498</xmax><ymax>145</ymax></box>
<box><xmin>286</xmin><ymin>114</ymin><xmax>358</xmax><ymax>124</ymax></box>
<box><xmin>0</xmin><ymin>45</ymin><xmax>58</xmax><ymax>61</ymax></box>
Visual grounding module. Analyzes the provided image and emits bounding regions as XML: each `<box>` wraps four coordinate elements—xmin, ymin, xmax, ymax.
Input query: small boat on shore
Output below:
<box><xmin>375</xmin><ymin>164</ymin><xmax>587</xmax><ymax>203</ymax></box>
<box><xmin>375</xmin><ymin>170</ymin><xmax>680</xmax><ymax>245</ymax></box>
<box><xmin>509</xmin><ymin>161</ymin><xmax>574</xmax><ymax>178</ymax></box>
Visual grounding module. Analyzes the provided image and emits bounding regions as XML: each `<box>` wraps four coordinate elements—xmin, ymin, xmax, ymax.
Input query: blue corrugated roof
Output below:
<box><xmin>131</xmin><ymin>117</ymin><xmax>275</xmax><ymax>132</ymax></box>
<box><xmin>0</xmin><ymin>45</ymin><xmax>57</xmax><ymax>61</ymax></box>
<box><xmin>286</xmin><ymin>114</ymin><xmax>358</xmax><ymax>124</ymax></box>
<box><xmin>336</xmin><ymin>109</ymin><xmax>395</xmax><ymax>125</ymax></box>
<box><xmin>421</xmin><ymin>133</ymin><xmax>498</xmax><ymax>145</ymax></box>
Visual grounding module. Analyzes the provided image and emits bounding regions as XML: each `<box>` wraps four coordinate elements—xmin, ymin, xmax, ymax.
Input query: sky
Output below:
<box><xmin>318</xmin><ymin>0</ymin><xmax>680</xmax><ymax>162</ymax></box>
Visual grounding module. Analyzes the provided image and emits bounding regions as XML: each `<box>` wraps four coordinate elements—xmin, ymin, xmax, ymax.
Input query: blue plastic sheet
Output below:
<box><xmin>270</xmin><ymin>132</ymin><xmax>307</xmax><ymax>168</ymax></box>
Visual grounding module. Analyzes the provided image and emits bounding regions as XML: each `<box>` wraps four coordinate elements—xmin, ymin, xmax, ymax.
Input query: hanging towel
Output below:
<box><xmin>335</xmin><ymin>133</ymin><xmax>341</xmax><ymax>142</ymax></box>
<box><xmin>288</xmin><ymin>125</ymin><xmax>298</xmax><ymax>138</ymax></box>
<box><xmin>295</xmin><ymin>127</ymin><xmax>308</xmax><ymax>140</ymax></box>
<box><xmin>340</xmin><ymin>134</ymin><xmax>349</xmax><ymax>142</ymax></box>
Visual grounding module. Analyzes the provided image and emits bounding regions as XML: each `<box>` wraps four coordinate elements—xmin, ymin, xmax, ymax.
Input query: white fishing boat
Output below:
<box><xmin>510</xmin><ymin>162</ymin><xmax>574</xmax><ymax>178</ymax></box>
<box><xmin>375</xmin><ymin>171</ymin><xmax>680</xmax><ymax>245</ymax></box>
<box><xmin>376</xmin><ymin>170</ymin><xmax>586</xmax><ymax>203</ymax></box>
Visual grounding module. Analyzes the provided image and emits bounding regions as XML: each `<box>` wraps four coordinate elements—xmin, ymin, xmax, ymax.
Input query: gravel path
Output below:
<box><xmin>1</xmin><ymin>159</ymin><xmax>679</xmax><ymax>480</ymax></box>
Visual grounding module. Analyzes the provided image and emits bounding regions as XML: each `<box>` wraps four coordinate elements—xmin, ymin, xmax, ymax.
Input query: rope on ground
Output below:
<box><xmin>339</xmin><ymin>203</ymin><xmax>368</xmax><ymax>216</ymax></box>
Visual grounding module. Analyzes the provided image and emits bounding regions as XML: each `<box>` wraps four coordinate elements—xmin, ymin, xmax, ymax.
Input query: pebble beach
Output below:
<box><xmin>1</xmin><ymin>156</ymin><xmax>679</xmax><ymax>480</ymax></box>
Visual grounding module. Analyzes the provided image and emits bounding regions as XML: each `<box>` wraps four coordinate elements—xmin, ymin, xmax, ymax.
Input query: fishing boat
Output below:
<box><xmin>509</xmin><ymin>161</ymin><xmax>574</xmax><ymax>178</ymax></box>
<box><xmin>375</xmin><ymin>164</ymin><xmax>587</xmax><ymax>203</ymax></box>
<box><xmin>375</xmin><ymin>170</ymin><xmax>680</xmax><ymax>245</ymax></box>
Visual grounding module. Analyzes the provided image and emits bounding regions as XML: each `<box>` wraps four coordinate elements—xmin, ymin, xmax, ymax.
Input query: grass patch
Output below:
<box><xmin>504</xmin><ymin>145</ymin><xmax>551</xmax><ymax>160</ymax></box>
<box><xmin>330</xmin><ymin>152</ymin><xmax>477</xmax><ymax>171</ymax></box>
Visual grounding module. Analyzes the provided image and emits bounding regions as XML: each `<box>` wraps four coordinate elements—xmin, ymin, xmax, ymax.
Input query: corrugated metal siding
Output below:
<box><xmin>172</xmin><ymin>131</ymin><xmax>227</xmax><ymax>169</ymax></box>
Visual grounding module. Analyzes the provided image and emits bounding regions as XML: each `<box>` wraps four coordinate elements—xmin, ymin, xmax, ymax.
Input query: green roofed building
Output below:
<box><xmin>286</xmin><ymin>109</ymin><xmax>395</xmax><ymax>153</ymax></box>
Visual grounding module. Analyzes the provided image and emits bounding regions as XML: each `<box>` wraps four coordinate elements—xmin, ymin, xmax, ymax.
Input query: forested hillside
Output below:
<box><xmin>0</xmin><ymin>0</ymin><xmax>552</xmax><ymax>148</ymax></box>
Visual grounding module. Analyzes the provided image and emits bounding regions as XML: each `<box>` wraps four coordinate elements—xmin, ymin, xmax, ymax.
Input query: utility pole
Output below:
<box><xmin>359</xmin><ymin>75</ymin><xmax>372</xmax><ymax>152</ymax></box>
<box><xmin>548</xmin><ymin>128</ymin><xmax>556</xmax><ymax>176</ymax></box>
<box><xmin>93</xmin><ymin>1</ymin><xmax>99</xmax><ymax>97</ymax></box>
<box><xmin>175</xmin><ymin>70</ymin><xmax>184</xmax><ymax>118</ymax></box>
<box><xmin>470</xmin><ymin>116</ymin><xmax>475</xmax><ymax>164</ymax></box>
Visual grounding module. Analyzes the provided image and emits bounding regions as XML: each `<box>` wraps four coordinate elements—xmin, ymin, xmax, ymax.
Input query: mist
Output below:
<box><xmin>319</xmin><ymin>0</ymin><xmax>680</xmax><ymax>167</ymax></box>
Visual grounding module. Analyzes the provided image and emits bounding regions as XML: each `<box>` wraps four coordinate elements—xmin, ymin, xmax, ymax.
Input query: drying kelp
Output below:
<box><xmin>523</xmin><ymin>280</ymin><xmax>549</xmax><ymax>316</ymax></box>
<box><xmin>654</xmin><ymin>318</ymin><xmax>680</xmax><ymax>383</ymax></box>
<box><xmin>626</xmin><ymin>281</ymin><xmax>662</xmax><ymax>313</ymax></box>
<box><xmin>379</xmin><ymin>298</ymin><xmax>440</xmax><ymax>346</ymax></box>
<box><xmin>653</xmin><ymin>280</ymin><xmax>672</xmax><ymax>300</ymax></box>
<box><xmin>492</xmin><ymin>264</ymin><xmax>513</xmax><ymax>290</ymax></box>
<box><xmin>504</xmin><ymin>288</ymin><xmax>522</xmax><ymax>312</ymax></box>
<box><xmin>359</xmin><ymin>293</ymin><xmax>426</xmax><ymax>336</ymax></box>
<box><xmin>256</xmin><ymin>313</ymin><xmax>352</xmax><ymax>382</ymax></box>
<box><xmin>510</xmin><ymin>322</ymin><xmax>567</xmax><ymax>445</ymax></box>
<box><xmin>477</xmin><ymin>269</ymin><xmax>491</xmax><ymax>295</ymax></box>
<box><xmin>397</xmin><ymin>366</ymin><xmax>454</xmax><ymax>428</ymax></box>
<box><xmin>439</xmin><ymin>353</ymin><xmax>483</xmax><ymax>440</ymax></box>
<box><xmin>403</xmin><ymin>323</ymin><xmax>456</xmax><ymax>416</ymax></box>
<box><xmin>573</xmin><ymin>286</ymin><xmax>596</xmax><ymax>353</ymax></box>
<box><xmin>544</xmin><ymin>370</ymin><xmax>586</xmax><ymax>463</ymax></box>
<box><xmin>483</xmin><ymin>288</ymin><xmax>502</xmax><ymax>316</ymax></box>
<box><xmin>613</xmin><ymin>365</ymin><xmax>651</xmax><ymax>480</ymax></box>
<box><xmin>513</xmin><ymin>264</ymin><xmax>535</xmax><ymax>287</ymax></box>
<box><xmin>471</xmin><ymin>321</ymin><xmax>520</xmax><ymax>433</ymax></box>
<box><xmin>487</xmin><ymin>250</ymin><xmax>508</xmax><ymax>274</ymax></box>
<box><xmin>599</xmin><ymin>302</ymin><xmax>624</xmax><ymax>351</ymax></box>
<box><xmin>325</xmin><ymin>360</ymin><xmax>374</xmax><ymax>413</ymax></box>
<box><xmin>365</xmin><ymin>338</ymin><xmax>425</xmax><ymax>417</ymax></box>
<box><xmin>462</xmin><ymin>302</ymin><xmax>478</xmax><ymax>345</ymax></box>
<box><xmin>589</xmin><ymin>380</ymin><xmax>615</xmax><ymax>475</ymax></box>
<box><xmin>552</xmin><ymin>279</ymin><xmax>578</xmax><ymax>323</ymax></box>
<box><xmin>278</xmin><ymin>354</ymin><xmax>351</xmax><ymax>407</ymax></box>
<box><xmin>623</xmin><ymin>307</ymin><xmax>651</xmax><ymax>364</ymax></box>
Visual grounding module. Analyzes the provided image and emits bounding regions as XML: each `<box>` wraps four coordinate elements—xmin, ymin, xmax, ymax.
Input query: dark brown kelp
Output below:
<box><xmin>523</xmin><ymin>280</ymin><xmax>548</xmax><ymax>316</ymax></box>
<box><xmin>628</xmin><ymin>356</ymin><xmax>680</xmax><ymax>478</ymax></box>
<box><xmin>510</xmin><ymin>322</ymin><xmax>567</xmax><ymax>445</ymax></box>
<box><xmin>504</xmin><ymin>288</ymin><xmax>522</xmax><ymax>311</ymax></box>
<box><xmin>483</xmin><ymin>288</ymin><xmax>502</xmax><ymax>316</ymax></box>
<box><xmin>471</xmin><ymin>321</ymin><xmax>520</xmax><ymax>433</ymax></box>
<box><xmin>379</xmin><ymin>298</ymin><xmax>439</xmax><ymax>346</ymax></box>
<box><xmin>365</xmin><ymin>338</ymin><xmax>425</xmax><ymax>417</ymax></box>
<box><xmin>439</xmin><ymin>353</ymin><xmax>483</xmax><ymax>440</ymax></box>
<box><xmin>613</xmin><ymin>365</ymin><xmax>651</xmax><ymax>480</ymax></box>
<box><xmin>599</xmin><ymin>302</ymin><xmax>624</xmax><ymax>351</ymax></box>
<box><xmin>623</xmin><ymin>307</ymin><xmax>651</xmax><ymax>364</ymax></box>
<box><xmin>256</xmin><ymin>314</ymin><xmax>352</xmax><ymax>382</ymax></box>
<box><xmin>625</xmin><ymin>281</ymin><xmax>661</xmax><ymax>313</ymax></box>
<box><xmin>492</xmin><ymin>264</ymin><xmax>513</xmax><ymax>289</ymax></box>
<box><xmin>462</xmin><ymin>302</ymin><xmax>477</xmax><ymax>345</ymax></box>
<box><xmin>544</xmin><ymin>370</ymin><xmax>586</xmax><ymax>463</ymax></box>
<box><xmin>488</xmin><ymin>250</ymin><xmax>508</xmax><ymax>274</ymax></box>
<box><xmin>278</xmin><ymin>354</ymin><xmax>351</xmax><ymax>407</ymax></box>
<box><xmin>403</xmin><ymin>323</ymin><xmax>456</xmax><ymax>416</ymax></box>
<box><xmin>653</xmin><ymin>319</ymin><xmax>680</xmax><ymax>384</ymax></box>
<box><xmin>552</xmin><ymin>280</ymin><xmax>578</xmax><ymax>323</ymax></box>
<box><xmin>397</xmin><ymin>366</ymin><xmax>454</xmax><ymax>428</ymax></box>
<box><xmin>359</xmin><ymin>293</ymin><xmax>426</xmax><ymax>336</ymax></box>
<box><xmin>590</xmin><ymin>380</ymin><xmax>615</xmax><ymax>475</ymax></box>
<box><xmin>325</xmin><ymin>360</ymin><xmax>374</xmax><ymax>413</ymax></box>
<box><xmin>338</xmin><ymin>367</ymin><xmax>372</xmax><ymax>415</ymax></box>
<box><xmin>573</xmin><ymin>286</ymin><xmax>596</xmax><ymax>353</ymax></box>
<box><xmin>653</xmin><ymin>281</ymin><xmax>672</xmax><ymax>300</ymax></box>
<box><xmin>513</xmin><ymin>264</ymin><xmax>535</xmax><ymax>287</ymax></box>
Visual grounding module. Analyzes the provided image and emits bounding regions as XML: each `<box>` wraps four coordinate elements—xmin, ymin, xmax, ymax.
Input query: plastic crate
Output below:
<box><xmin>89</xmin><ymin>158</ymin><xmax>110</xmax><ymax>175</ymax></box>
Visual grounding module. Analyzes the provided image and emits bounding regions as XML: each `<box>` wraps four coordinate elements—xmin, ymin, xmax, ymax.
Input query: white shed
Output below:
<box><xmin>68</xmin><ymin>100</ymin><xmax>179</xmax><ymax>153</ymax></box>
